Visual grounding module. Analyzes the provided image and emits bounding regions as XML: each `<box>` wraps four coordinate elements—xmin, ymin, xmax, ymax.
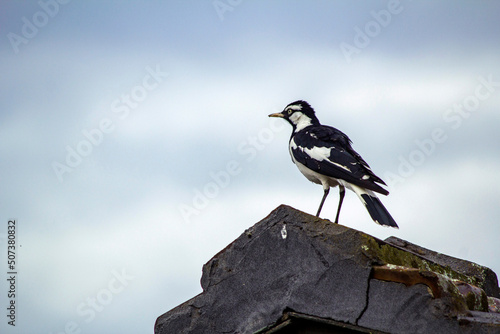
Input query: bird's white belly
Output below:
<box><xmin>288</xmin><ymin>138</ymin><xmax>340</xmax><ymax>190</ymax></box>
<box><xmin>294</xmin><ymin>160</ymin><xmax>340</xmax><ymax>190</ymax></box>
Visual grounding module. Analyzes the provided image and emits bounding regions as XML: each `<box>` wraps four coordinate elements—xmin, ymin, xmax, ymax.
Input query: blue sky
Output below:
<box><xmin>1</xmin><ymin>1</ymin><xmax>500</xmax><ymax>333</ymax></box>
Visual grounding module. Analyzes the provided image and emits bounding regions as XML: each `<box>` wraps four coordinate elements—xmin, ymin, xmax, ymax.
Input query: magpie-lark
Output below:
<box><xmin>269</xmin><ymin>100</ymin><xmax>398</xmax><ymax>228</ymax></box>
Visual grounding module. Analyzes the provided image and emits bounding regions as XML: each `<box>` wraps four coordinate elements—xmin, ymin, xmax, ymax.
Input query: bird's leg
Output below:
<box><xmin>316</xmin><ymin>187</ymin><xmax>330</xmax><ymax>217</ymax></box>
<box><xmin>334</xmin><ymin>185</ymin><xmax>345</xmax><ymax>224</ymax></box>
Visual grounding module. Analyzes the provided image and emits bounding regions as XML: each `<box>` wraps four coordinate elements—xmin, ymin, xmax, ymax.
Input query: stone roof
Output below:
<box><xmin>155</xmin><ymin>205</ymin><xmax>500</xmax><ymax>333</ymax></box>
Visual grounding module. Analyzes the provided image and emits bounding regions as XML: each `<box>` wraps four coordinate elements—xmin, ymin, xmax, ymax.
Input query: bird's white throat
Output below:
<box><xmin>290</xmin><ymin>112</ymin><xmax>313</xmax><ymax>132</ymax></box>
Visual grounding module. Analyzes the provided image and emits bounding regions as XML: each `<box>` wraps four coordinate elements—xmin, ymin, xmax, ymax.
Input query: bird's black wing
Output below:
<box><xmin>315</xmin><ymin>125</ymin><xmax>388</xmax><ymax>185</ymax></box>
<box><xmin>290</xmin><ymin>125</ymin><xmax>389</xmax><ymax>195</ymax></box>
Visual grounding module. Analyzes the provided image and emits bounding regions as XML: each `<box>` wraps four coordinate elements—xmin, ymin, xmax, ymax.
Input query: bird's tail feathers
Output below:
<box><xmin>350</xmin><ymin>185</ymin><xmax>398</xmax><ymax>228</ymax></box>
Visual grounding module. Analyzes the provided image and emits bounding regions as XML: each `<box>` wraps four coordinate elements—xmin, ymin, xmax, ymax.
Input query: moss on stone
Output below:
<box><xmin>360</xmin><ymin>235</ymin><xmax>478</xmax><ymax>287</ymax></box>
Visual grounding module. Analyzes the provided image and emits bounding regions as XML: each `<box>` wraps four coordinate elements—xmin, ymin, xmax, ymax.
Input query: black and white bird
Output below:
<box><xmin>269</xmin><ymin>100</ymin><xmax>398</xmax><ymax>228</ymax></box>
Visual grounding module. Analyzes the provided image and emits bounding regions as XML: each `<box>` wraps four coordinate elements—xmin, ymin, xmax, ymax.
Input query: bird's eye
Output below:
<box><xmin>286</xmin><ymin>108</ymin><xmax>292</xmax><ymax>115</ymax></box>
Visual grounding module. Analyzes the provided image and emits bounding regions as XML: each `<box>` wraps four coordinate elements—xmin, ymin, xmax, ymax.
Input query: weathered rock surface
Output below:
<box><xmin>385</xmin><ymin>236</ymin><xmax>500</xmax><ymax>298</ymax></box>
<box><xmin>155</xmin><ymin>205</ymin><xmax>500</xmax><ymax>334</ymax></box>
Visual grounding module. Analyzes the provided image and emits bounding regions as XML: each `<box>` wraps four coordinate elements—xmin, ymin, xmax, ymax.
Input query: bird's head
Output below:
<box><xmin>268</xmin><ymin>100</ymin><xmax>320</xmax><ymax>132</ymax></box>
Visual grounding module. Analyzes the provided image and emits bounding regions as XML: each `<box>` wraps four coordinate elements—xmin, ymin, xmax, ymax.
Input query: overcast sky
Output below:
<box><xmin>1</xmin><ymin>1</ymin><xmax>500</xmax><ymax>333</ymax></box>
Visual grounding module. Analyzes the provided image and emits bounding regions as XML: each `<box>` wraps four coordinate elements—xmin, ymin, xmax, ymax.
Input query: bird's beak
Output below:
<box><xmin>268</xmin><ymin>112</ymin><xmax>284</xmax><ymax>118</ymax></box>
